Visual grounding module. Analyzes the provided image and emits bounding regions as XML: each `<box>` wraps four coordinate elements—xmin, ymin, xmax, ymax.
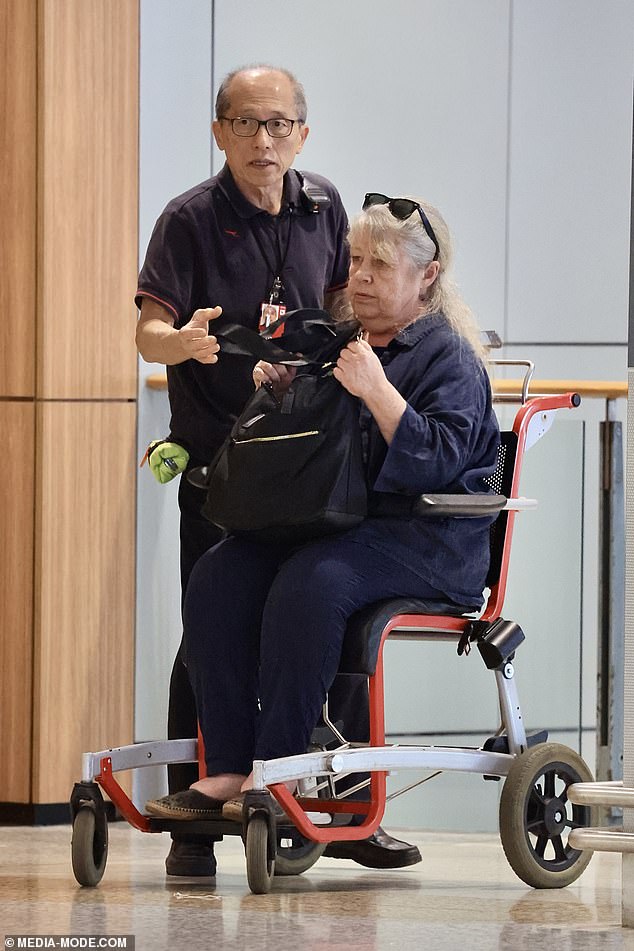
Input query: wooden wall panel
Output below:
<box><xmin>1</xmin><ymin>0</ymin><xmax>138</xmax><ymax>812</ymax></box>
<box><xmin>38</xmin><ymin>0</ymin><xmax>139</xmax><ymax>400</ymax></box>
<box><xmin>0</xmin><ymin>402</ymin><xmax>35</xmax><ymax>802</ymax></box>
<box><xmin>33</xmin><ymin>402</ymin><xmax>136</xmax><ymax>802</ymax></box>
<box><xmin>0</xmin><ymin>0</ymin><xmax>36</xmax><ymax>397</ymax></box>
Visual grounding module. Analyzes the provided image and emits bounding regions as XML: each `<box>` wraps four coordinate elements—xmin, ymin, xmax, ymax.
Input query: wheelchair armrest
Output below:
<box><xmin>413</xmin><ymin>494</ymin><xmax>537</xmax><ymax>517</ymax></box>
<box><xmin>412</xmin><ymin>494</ymin><xmax>507</xmax><ymax>517</ymax></box>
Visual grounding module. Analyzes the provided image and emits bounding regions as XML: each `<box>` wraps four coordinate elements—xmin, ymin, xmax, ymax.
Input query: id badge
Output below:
<box><xmin>259</xmin><ymin>301</ymin><xmax>287</xmax><ymax>334</ymax></box>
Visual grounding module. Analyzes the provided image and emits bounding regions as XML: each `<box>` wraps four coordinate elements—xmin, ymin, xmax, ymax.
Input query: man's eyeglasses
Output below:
<box><xmin>219</xmin><ymin>116</ymin><xmax>301</xmax><ymax>138</ymax></box>
<box><xmin>362</xmin><ymin>193</ymin><xmax>440</xmax><ymax>260</ymax></box>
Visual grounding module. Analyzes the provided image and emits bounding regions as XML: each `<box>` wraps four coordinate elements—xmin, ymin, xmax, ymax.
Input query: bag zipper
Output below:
<box><xmin>235</xmin><ymin>431</ymin><xmax>319</xmax><ymax>444</ymax></box>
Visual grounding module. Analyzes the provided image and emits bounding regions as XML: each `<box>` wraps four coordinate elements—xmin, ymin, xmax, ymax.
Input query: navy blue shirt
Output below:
<box><xmin>351</xmin><ymin>312</ymin><xmax>500</xmax><ymax>606</ymax></box>
<box><xmin>136</xmin><ymin>165</ymin><xmax>349</xmax><ymax>460</ymax></box>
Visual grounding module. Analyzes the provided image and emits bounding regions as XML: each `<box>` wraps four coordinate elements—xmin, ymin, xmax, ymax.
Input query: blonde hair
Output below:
<box><xmin>347</xmin><ymin>200</ymin><xmax>487</xmax><ymax>362</ymax></box>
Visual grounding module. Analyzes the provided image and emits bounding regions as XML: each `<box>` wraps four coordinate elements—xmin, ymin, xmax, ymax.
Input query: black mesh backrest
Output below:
<box><xmin>484</xmin><ymin>430</ymin><xmax>518</xmax><ymax>588</ymax></box>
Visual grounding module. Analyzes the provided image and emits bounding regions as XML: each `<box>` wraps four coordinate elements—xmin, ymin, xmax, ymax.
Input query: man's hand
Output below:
<box><xmin>136</xmin><ymin>299</ymin><xmax>223</xmax><ymax>365</ymax></box>
<box><xmin>178</xmin><ymin>307</ymin><xmax>222</xmax><ymax>364</ymax></box>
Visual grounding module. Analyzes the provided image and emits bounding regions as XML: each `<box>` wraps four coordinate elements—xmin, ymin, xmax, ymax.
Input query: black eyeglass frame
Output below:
<box><xmin>362</xmin><ymin>193</ymin><xmax>440</xmax><ymax>261</ymax></box>
<box><xmin>218</xmin><ymin>116</ymin><xmax>302</xmax><ymax>138</ymax></box>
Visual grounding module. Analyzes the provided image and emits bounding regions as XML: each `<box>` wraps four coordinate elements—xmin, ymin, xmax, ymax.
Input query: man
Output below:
<box><xmin>135</xmin><ymin>64</ymin><xmax>421</xmax><ymax>877</ymax></box>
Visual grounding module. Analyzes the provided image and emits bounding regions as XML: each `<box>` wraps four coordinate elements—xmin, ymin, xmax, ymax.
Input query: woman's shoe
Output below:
<box><xmin>222</xmin><ymin>792</ymin><xmax>288</xmax><ymax>823</ymax></box>
<box><xmin>145</xmin><ymin>788</ymin><xmax>224</xmax><ymax>820</ymax></box>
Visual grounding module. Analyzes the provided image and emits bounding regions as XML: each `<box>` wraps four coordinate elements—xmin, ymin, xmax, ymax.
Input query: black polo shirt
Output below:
<box><xmin>136</xmin><ymin>164</ymin><xmax>349</xmax><ymax>460</ymax></box>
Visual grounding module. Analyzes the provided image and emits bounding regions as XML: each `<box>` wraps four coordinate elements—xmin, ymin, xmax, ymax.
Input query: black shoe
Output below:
<box><xmin>323</xmin><ymin>827</ymin><xmax>422</xmax><ymax>869</ymax></box>
<box><xmin>165</xmin><ymin>839</ymin><xmax>217</xmax><ymax>877</ymax></box>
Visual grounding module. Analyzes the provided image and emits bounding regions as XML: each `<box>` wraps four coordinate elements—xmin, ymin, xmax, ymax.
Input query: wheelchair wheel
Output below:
<box><xmin>246</xmin><ymin>814</ymin><xmax>275</xmax><ymax>894</ymax></box>
<box><xmin>275</xmin><ymin>825</ymin><xmax>326</xmax><ymax>876</ymax></box>
<box><xmin>499</xmin><ymin>742</ymin><xmax>595</xmax><ymax>888</ymax></box>
<box><xmin>274</xmin><ymin>767</ymin><xmax>330</xmax><ymax>875</ymax></box>
<box><xmin>71</xmin><ymin>804</ymin><xmax>108</xmax><ymax>886</ymax></box>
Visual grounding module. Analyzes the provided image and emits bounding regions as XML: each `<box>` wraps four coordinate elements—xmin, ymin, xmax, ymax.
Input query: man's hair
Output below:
<box><xmin>215</xmin><ymin>65</ymin><xmax>308</xmax><ymax>123</ymax></box>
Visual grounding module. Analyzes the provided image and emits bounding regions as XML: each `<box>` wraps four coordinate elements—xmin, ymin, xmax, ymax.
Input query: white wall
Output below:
<box><xmin>135</xmin><ymin>0</ymin><xmax>634</xmax><ymax>827</ymax></box>
<box><xmin>213</xmin><ymin>0</ymin><xmax>511</xmax><ymax>338</ymax></box>
<box><xmin>507</xmin><ymin>0</ymin><xmax>633</xmax><ymax>345</ymax></box>
<box><xmin>136</xmin><ymin>0</ymin><xmax>213</xmax><ymax>746</ymax></box>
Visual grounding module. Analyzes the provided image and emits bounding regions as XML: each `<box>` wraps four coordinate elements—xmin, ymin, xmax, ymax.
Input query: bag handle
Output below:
<box><xmin>213</xmin><ymin>321</ymin><xmax>309</xmax><ymax>365</ymax></box>
<box><xmin>213</xmin><ymin>308</ymin><xmax>359</xmax><ymax>366</ymax></box>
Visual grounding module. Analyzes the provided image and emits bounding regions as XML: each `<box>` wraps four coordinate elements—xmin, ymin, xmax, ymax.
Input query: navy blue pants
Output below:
<box><xmin>183</xmin><ymin>530</ymin><xmax>446</xmax><ymax>776</ymax></box>
<box><xmin>166</xmin><ymin>469</ymin><xmax>223</xmax><ymax>796</ymax></box>
<box><xmin>168</xmin><ymin>475</ymin><xmax>383</xmax><ymax>803</ymax></box>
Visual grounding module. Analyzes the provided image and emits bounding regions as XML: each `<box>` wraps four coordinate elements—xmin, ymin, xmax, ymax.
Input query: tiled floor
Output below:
<box><xmin>1</xmin><ymin>823</ymin><xmax>633</xmax><ymax>950</ymax></box>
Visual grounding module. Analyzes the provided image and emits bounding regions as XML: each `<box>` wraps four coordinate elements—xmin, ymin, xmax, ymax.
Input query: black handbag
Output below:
<box><xmin>189</xmin><ymin>310</ymin><xmax>368</xmax><ymax>543</ymax></box>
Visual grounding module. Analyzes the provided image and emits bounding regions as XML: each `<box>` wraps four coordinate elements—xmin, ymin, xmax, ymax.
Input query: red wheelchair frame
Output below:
<box><xmin>71</xmin><ymin>386</ymin><xmax>595</xmax><ymax>894</ymax></box>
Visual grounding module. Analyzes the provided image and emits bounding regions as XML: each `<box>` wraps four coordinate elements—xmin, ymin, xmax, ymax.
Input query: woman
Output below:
<box><xmin>146</xmin><ymin>193</ymin><xmax>500</xmax><ymax>819</ymax></box>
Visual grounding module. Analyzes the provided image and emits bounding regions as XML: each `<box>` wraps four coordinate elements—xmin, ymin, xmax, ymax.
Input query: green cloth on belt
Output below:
<box><xmin>147</xmin><ymin>440</ymin><xmax>190</xmax><ymax>484</ymax></box>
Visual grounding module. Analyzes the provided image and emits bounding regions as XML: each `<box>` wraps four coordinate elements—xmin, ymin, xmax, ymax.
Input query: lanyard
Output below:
<box><xmin>251</xmin><ymin>209</ymin><xmax>294</xmax><ymax>303</ymax></box>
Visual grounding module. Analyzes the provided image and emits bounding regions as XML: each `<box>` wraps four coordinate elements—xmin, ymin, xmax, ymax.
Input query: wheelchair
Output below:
<box><xmin>70</xmin><ymin>365</ymin><xmax>595</xmax><ymax>894</ymax></box>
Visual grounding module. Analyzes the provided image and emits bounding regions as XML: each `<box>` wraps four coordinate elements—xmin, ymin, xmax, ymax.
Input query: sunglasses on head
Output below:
<box><xmin>362</xmin><ymin>193</ymin><xmax>440</xmax><ymax>260</ymax></box>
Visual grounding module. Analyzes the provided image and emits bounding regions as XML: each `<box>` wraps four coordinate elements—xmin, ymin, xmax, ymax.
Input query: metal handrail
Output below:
<box><xmin>568</xmin><ymin>780</ymin><xmax>634</xmax><ymax>807</ymax></box>
<box><xmin>567</xmin><ymin>782</ymin><xmax>634</xmax><ymax>854</ymax></box>
<box><xmin>489</xmin><ymin>359</ymin><xmax>535</xmax><ymax>404</ymax></box>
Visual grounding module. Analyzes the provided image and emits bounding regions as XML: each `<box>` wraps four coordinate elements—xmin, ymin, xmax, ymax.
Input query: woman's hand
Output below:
<box><xmin>334</xmin><ymin>338</ymin><xmax>407</xmax><ymax>445</ymax></box>
<box><xmin>253</xmin><ymin>361</ymin><xmax>297</xmax><ymax>393</ymax></box>
<box><xmin>333</xmin><ymin>338</ymin><xmax>386</xmax><ymax>400</ymax></box>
